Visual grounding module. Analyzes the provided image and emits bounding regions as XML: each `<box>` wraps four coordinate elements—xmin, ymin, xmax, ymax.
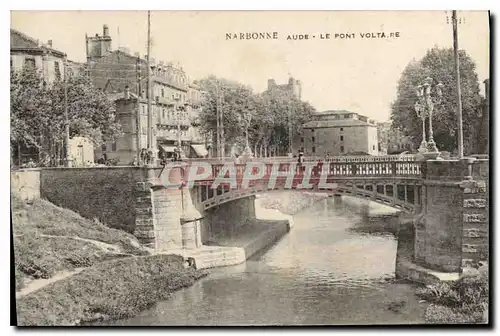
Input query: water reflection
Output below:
<box><xmin>103</xmin><ymin>197</ymin><xmax>426</xmax><ymax>326</ymax></box>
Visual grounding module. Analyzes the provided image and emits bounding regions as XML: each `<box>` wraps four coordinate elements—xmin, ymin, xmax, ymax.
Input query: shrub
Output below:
<box><xmin>417</xmin><ymin>264</ymin><xmax>489</xmax><ymax>324</ymax></box>
<box><xmin>16</xmin><ymin>254</ymin><xmax>208</xmax><ymax>326</ymax></box>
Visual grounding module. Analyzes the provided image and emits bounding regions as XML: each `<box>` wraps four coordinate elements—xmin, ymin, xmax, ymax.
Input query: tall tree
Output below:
<box><xmin>390</xmin><ymin>47</ymin><xmax>484</xmax><ymax>154</ymax></box>
<box><xmin>198</xmin><ymin>76</ymin><xmax>258</xmax><ymax>148</ymax></box>
<box><xmin>11</xmin><ymin>65</ymin><xmax>122</xmax><ymax>166</ymax></box>
<box><xmin>198</xmin><ymin>75</ymin><xmax>316</xmax><ymax>157</ymax></box>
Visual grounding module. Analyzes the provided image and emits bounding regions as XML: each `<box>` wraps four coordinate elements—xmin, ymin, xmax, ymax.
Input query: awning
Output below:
<box><xmin>191</xmin><ymin>144</ymin><xmax>208</xmax><ymax>157</ymax></box>
<box><xmin>159</xmin><ymin>145</ymin><xmax>176</xmax><ymax>153</ymax></box>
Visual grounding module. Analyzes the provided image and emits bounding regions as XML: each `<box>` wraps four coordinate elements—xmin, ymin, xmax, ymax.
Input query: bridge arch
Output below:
<box><xmin>190</xmin><ymin>180</ymin><xmax>422</xmax><ymax>214</ymax></box>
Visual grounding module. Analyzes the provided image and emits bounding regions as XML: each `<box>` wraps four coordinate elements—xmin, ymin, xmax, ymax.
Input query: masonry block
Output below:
<box><xmin>135</xmin><ymin>207</ymin><xmax>153</xmax><ymax>215</ymax></box>
<box><xmin>463</xmin><ymin>199</ymin><xmax>487</xmax><ymax>208</ymax></box>
<box><xmin>134</xmin><ymin>218</ymin><xmax>154</xmax><ymax>227</ymax></box>
<box><xmin>463</xmin><ymin>228</ymin><xmax>487</xmax><ymax>238</ymax></box>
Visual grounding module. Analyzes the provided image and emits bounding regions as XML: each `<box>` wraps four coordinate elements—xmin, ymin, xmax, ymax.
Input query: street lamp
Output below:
<box><xmin>238</xmin><ymin>106</ymin><xmax>253</xmax><ymax>158</ymax></box>
<box><xmin>414</xmin><ymin>77</ymin><xmax>443</xmax><ymax>158</ymax></box>
<box><xmin>174</xmin><ymin>97</ymin><xmax>185</xmax><ymax>159</ymax></box>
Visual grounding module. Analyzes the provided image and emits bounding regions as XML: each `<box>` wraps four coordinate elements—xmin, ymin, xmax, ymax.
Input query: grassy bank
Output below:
<box><xmin>16</xmin><ymin>254</ymin><xmax>207</xmax><ymax>326</ymax></box>
<box><xmin>12</xmin><ymin>196</ymin><xmax>149</xmax><ymax>291</ymax></box>
<box><xmin>416</xmin><ymin>265</ymin><xmax>488</xmax><ymax>324</ymax></box>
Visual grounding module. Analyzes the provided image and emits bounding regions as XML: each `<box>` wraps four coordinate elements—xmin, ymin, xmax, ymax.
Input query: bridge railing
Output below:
<box><xmin>185</xmin><ymin>154</ymin><xmax>416</xmax><ymax>165</ymax></box>
<box><xmin>195</xmin><ymin>160</ymin><xmax>422</xmax><ymax>186</ymax></box>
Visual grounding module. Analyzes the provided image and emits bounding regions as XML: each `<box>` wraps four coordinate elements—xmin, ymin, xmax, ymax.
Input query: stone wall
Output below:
<box><xmin>11</xmin><ymin>169</ymin><xmax>40</xmax><ymax>201</ymax></box>
<box><xmin>202</xmin><ymin>196</ymin><xmax>256</xmax><ymax>242</ymax></box>
<box><xmin>415</xmin><ymin>158</ymin><xmax>489</xmax><ymax>273</ymax></box>
<box><xmin>420</xmin><ymin>184</ymin><xmax>463</xmax><ymax>272</ymax></box>
<box><xmin>257</xmin><ymin>191</ymin><xmax>328</xmax><ymax>215</ymax></box>
<box><xmin>153</xmin><ymin>187</ymin><xmax>184</xmax><ymax>251</ymax></box>
<box><xmin>40</xmin><ymin>167</ymin><xmax>146</xmax><ymax>233</ymax></box>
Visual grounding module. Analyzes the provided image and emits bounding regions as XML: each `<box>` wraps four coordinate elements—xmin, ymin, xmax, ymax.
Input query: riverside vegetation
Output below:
<box><xmin>13</xmin><ymin>197</ymin><xmax>206</xmax><ymax>326</ymax></box>
<box><xmin>416</xmin><ymin>264</ymin><xmax>489</xmax><ymax>324</ymax></box>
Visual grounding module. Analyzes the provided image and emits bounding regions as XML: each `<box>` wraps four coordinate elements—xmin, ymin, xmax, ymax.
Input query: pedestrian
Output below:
<box><xmin>297</xmin><ymin>151</ymin><xmax>304</xmax><ymax>164</ymax></box>
<box><xmin>146</xmin><ymin>150</ymin><xmax>153</xmax><ymax>164</ymax></box>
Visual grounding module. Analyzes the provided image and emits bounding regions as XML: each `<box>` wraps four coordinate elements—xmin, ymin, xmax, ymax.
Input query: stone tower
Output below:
<box><xmin>86</xmin><ymin>24</ymin><xmax>112</xmax><ymax>62</ymax></box>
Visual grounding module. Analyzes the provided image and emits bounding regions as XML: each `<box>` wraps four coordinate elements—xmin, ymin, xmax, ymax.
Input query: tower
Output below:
<box><xmin>86</xmin><ymin>24</ymin><xmax>112</xmax><ymax>62</ymax></box>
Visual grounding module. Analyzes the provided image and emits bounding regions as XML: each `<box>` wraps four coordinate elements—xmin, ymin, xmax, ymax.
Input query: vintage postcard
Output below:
<box><xmin>10</xmin><ymin>10</ymin><xmax>490</xmax><ymax>326</ymax></box>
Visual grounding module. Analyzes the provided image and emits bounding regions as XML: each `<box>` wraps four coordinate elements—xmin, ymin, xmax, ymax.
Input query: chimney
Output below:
<box><xmin>124</xmin><ymin>85</ymin><xmax>130</xmax><ymax>99</ymax></box>
<box><xmin>103</xmin><ymin>24</ymin><xmax>109</xmax><ymax>37</ymax></box>
<box><xmin>47</xmin><ymin>40</ymin><xmax>53</xmax><ymax>48</ymax></box>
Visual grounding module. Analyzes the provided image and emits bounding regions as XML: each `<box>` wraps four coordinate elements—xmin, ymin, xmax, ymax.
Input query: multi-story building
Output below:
<box><xmin>10</xmin><ymin>28</ymin><xmax>94</xmax><ymax>167</ymax></box>
<box><xmin>265</xmin><ymin>77</ymin><xmax>302</xmax><ymax>99</ymax></box>
<box><xmin>10</xmin><ymin>28</ymin><xmax>66</xmax><ymax>84</ymax></box>
<box><xmin>86</xmin><ymin>24</ymin><xmax>208</xmax><ymax>162</ymax></box>
<box><xmin>299</xmin><ymin>110</ymin><xmax>379</xmax><ymax>156</ymax></box>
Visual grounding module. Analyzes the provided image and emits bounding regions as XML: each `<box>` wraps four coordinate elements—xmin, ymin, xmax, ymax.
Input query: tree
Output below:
<box><xmin>11</xmin><ymin>64</ymin><xmax>122</xmax><ymax>166</ymax></box>
<box><xmin>198</xmin><ymin>75</ymin><xmax>316</xmax><ymax>157</ymax></box>
<box><xmin>390</xmin><ymin>47</ymin><xmax>484</xmax><ymax>154</ymax></box>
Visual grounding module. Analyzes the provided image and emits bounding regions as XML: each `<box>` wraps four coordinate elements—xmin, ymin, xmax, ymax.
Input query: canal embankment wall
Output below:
<box><xmin>200</xmin><ymin>191</ymin><xmax>328</xmax><ymax>265</ymax></box>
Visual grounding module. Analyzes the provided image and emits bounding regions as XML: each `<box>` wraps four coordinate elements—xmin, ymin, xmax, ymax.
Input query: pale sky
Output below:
<box><xmin>11</xmin><ymin>10</ymin><xmax>489</xmax><ymax>122</ymax></box>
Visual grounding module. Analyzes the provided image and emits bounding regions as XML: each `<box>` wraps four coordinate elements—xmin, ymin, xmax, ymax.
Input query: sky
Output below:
<box><xmin>11</xmin><ymin>10</ymin><xmax>490</xmax><ymax>122</ymax></box>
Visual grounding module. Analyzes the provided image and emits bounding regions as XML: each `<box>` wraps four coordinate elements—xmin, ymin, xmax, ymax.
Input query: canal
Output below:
<box><xmin>103</xmin><ymin>196</ymin><xmax>427</xmax><ymax>326</ymax></box>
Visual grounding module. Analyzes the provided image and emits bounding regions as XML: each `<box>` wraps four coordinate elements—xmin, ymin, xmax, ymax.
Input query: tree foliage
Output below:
<box><xmin>390</xmin><ymin>47</ymin><xmax>484</xmax><ymax>154</ymax></box>
<box><xmin>11</xmin><ymin>64</ymin><xmax>122</xmax><ymax>166</ymax></box>
<box><xmin>198</xmin><ymin>75</ymin><xmax>316</xmax><ymax>156</ymax></box>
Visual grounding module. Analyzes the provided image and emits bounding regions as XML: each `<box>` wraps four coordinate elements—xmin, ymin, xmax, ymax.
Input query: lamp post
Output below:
<box><xmin>415</xmin><ymin>77</ymin><xmax>443</xmax><ymax>159</ymax></box>
<box><xmin>63</xmin><ymin>56</ymin><xmax>72</xmax><ymax>167</ymax></box>
<box><xmin>238</xmin><ymin>106</ymin><xmax>253</xmax><ymax>158</ymax></box>
<box><xmin>174</xmin><ymin>97</ymin><xmax>185</xmax><ymax>159</ymax></box>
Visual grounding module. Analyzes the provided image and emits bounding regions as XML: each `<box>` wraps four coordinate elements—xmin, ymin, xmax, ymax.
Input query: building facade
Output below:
<box><xmin>86</xmin><ymin>24</ymin><xmax>208</xmax><ymax>162</ymax></box>
<box><xmin>265</xmin><ymin>77</ymin><xmax>302</xmax><ymax>99</ymax></box>
<box><xmin>10</xmin><ymin>29</ymin><xmax>93</xmax><ymax>167</ymax></box>
<box><xmin>299</xmin><ymin>110</ymin><xmax>379</xmax><ymax>156</ymax></box>
<box><xmin>10</xmin><ymin>29</ymin><xmax>66</xmax><ymax>84</ymax></box>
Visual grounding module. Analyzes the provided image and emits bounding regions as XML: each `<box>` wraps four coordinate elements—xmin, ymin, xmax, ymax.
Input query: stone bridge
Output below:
<box><xmin>36</xmin><ymin>154</ymin><xmax>489</xmax><ymax>276</ymax></box>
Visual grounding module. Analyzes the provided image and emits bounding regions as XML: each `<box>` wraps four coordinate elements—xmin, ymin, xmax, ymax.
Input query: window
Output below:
<box><xmin>300</xmin><ymin>137</ymin><xmax>304</xmax><ymax>143</ymax></box>
<box><xmin>340</xmin><ymin>146</ymin><xmax>344</xmax><ymax>153</ymax></box>
<box><xmin>112</xmin><ymin>142</ymin><xmax>117</xmax><ymax>151</ymax></box>
<box><xmin>161</xmin><ymin>88</ymin><xmax>165</xmax><ymax>97</ymax></box>
<box><xmin>311</xmin><ymin>129</ymin><xmax>315</xmax><ymax>133</ymax></box>
<box><xmin>24</xmin><ymin>58</ymin><xmax>36</xmax><ymax>69</ymax></box>
<box><xmin>373</xmin><ymin>145</ymin><xmax>376</xmax><ymax>150</ymax></box>
<box><xmin>312</xmin><ymin>146</ymin><xmax>316</xmax><ymax>153</ymax></box>
<box><xmin>172</xmin><ymin>94</ymin><xmax>175</xmax><ymax>100</ymax></box>
<box><xmin>340</xmin><ymin>135</ymin><xmax>344</xmax><ymax>141</ymax></box>
<box><xmin>54</xmin><ymin>61</ymin><xmax>61</xmax><ymax>80</ymax></box>
<box><xmin>340</xmin><ymin>127</ymin><xmax>344</xmax><ymax>131</ymax></box>
<box><xmin>10</xmin><ymin>57</ymin><xmax>13</xmax><ymax>67</ymax></box>
<box><xmin>101</xmin><ymin>144</ymin><xmax>106</xmax><ymax>151</ymax></box>
<box><xmin>162</xmin><ymin>109</ymin><xmax>165</xmax><ymax>119</ymax></box>
<box><xmin>344</xmin><ymin>114</ymin><xmax>350</xmax><ymax>119</ymax></box>
<box><xmin>312</xmin><ymin>137</ymin><xmax>315</xmax><ymax>142</ymax></box>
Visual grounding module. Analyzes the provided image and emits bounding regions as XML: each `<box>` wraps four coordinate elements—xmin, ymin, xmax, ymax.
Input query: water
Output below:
<box><xmin>104</xmin><ymin>197</ymin><xmax>427</xmax><ymax>326</ymax></box>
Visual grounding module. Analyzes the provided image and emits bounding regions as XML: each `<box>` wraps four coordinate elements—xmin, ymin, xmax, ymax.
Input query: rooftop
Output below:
<box><xmin>303</xmin><ymin>119</ymin><xmax>376</xmax><ymax>128</ymax></box>
<box><xmin>10</xmin><ymin>29</ymin><xmax>66</xmax><ymax>58</ymax></box>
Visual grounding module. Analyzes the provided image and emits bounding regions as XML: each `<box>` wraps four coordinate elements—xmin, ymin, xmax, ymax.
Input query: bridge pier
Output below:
<box><xmin>409</xmin><ymin>158</ymin><xmax>488</xmax><ymax>274</ymax></box>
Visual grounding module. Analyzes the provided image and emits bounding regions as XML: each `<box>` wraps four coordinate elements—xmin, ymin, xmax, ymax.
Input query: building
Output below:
<box><xmin>386</xmin><ymin>127</ymin><xmax>414</xmax><ymax>154</ymax></box>
<box><xmin>265</xmin><ymin>76</ymin><xmax>302</xmax><ymax>99</ymax></box>
<box><xmin>86</xmin><ymin>24</ymin><xmax>208</xmax><ymax>162</ymax></box>
<box><xmin>10</xmin><ymin>29</ymin><xmax>92</xmax><ymax>167</ymax></box>
<box><xmin>68</xmin><ymin>137</ymin><xmax>94</xmax><ymax>166</ymax></box>
<box><xmin>377</xmin><ymin>122</ymin><xmax>391</xmax><ymax>155</ymax></box>
<box><xmin>10</xmin><ymin>28</ymin><xmax>66</xmax><ymax>84</ymax></box>
<box><xmin>299</xmin><ymin>110</ymin><xmax>379</xmax><ymax>156</ymax></box>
